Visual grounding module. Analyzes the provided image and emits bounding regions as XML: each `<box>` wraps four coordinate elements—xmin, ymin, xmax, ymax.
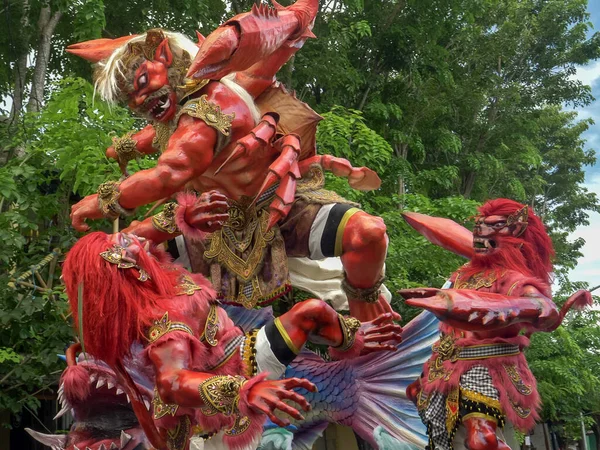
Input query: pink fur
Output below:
<box><xmin>421</xmin><ymin>352</ymin><xmax>540</xmax><ymax>431</ymax></box>
<box><xmin>176</xmin><ymin>192</ymin><xmax>208</xmax><ymax>241</ymax></box>
<box><xmin>223</xmin><ymin>373</ymin><xmax>269</xmax><ymax>450</ymax></box>
<box><xmin>328</xmin><ymin>329</ymin><xmax>365</xmax><ymax>360</ymax></box>
<box><xmin>60</xmin><ymin>365</ymin><xmax>91</xmax><ymax>404</ymax></box>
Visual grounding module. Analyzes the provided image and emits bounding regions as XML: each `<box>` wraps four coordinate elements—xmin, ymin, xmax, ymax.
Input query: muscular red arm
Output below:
<box><xmin>403</xmin><ymin>286</ymin><xmax>559</xmax><ymax>332</ymax></box>
<box><xmin>148</xmin><ymin>336</ymin><xmax>316</xmax><ymax>427</ymax></box>
<box><xmin>148</xmin><ymin>338</ymin><xmax>214</xmax><ymax>407</ymax></box>
<box><xmin>71</xmin><ymin>116</ymin><xmax>217</xmax><ymax>231</ymax></box>
<box><xmin>122</xmin><ymin>217</ymin><xmax>179</xmax><ymax>244</ymax></box>
<box><xmin>118</xmin><ymin>117</ymin><xmax>217</xmax><ymax>208</ymax></box>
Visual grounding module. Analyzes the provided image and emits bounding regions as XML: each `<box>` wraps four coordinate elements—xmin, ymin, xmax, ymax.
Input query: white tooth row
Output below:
<box><xmin>56</xmin><ymin>373</ymin><xmax>152</xmax><ymax>420</ymax></box>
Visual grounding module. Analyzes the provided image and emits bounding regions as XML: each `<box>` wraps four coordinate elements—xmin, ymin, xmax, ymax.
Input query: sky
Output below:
<box><xmin>568</xmin><ymin>2</ymin><xmax>600</xmax><ymax>289</ymax></box>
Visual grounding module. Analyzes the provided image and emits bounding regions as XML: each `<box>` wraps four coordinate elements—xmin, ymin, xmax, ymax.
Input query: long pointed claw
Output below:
<box><xmin>252</xmin><ymin>171</ymin><xmax>282</xmax><ymax>206</ymax></box>
<box><xmin>214</xmin><ymin>144</ymin><xmax>246</xmax><ymax>174</ymax></box>
<box><xmin>267</xmin><ymin>204</ymin><xmax>292</xmax><ymax>230</ymax></box>
<box><xmin>405</xmin><ymin>295</ymin><xmax>449</xmax><ymax>316</ymax></box>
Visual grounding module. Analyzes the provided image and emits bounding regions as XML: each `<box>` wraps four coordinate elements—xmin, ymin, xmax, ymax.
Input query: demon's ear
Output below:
<box><xmin>154</xmin><ymin>39</ymin><xmax>173</xmax><ymax>67</ymax></box>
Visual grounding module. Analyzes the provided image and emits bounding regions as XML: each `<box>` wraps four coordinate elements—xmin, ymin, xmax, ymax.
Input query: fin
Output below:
<box><xmin>346</xmin><ymin>311</ymin><xmax>439</xmax><ymax>448</ymax></box>
<box><xmin>258</xmin><ymin>427</ymin><xmax>294</xmax><ymax>450</ymax></box>
<box><xmin>284</xmin><ymin>311</ymin><xmax>439</xmax><ymax>449</ymax></box>
<box><xmin>374</xmin><ymin>426</ymin><xmax>420</xmax><ymax>450</ymax></box>
<box><xmin>402</xmin><ymin>211</ymin><xmax>474</xmax><ymax>259</ymax></box>
<box><xmin>291</xmin><ymin>421</ymin><xmax>329</xmax><ymax>450</ymax></box>
<box><xmin>221</xmin><ymin>304</ymin><xmax>274</xmax><ymax>332</ymax></box>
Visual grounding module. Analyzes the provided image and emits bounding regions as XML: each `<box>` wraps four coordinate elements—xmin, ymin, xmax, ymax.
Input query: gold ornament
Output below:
<box><xmin>152</xmin><ymin>202</ymin><xmax>179</xmax><ymax>234</ymax></box>
<box><xmin>178</xmin><ymin>95</ymin><xmax>235</xmax><ymax>136</ymax></box>
<box><xmin>97</xmin><ymin>181</ymin><xmax>134</xmax><ymax>219</ymax></box>
<box><xmin>100</xmin><ymin>244</ymin><xmax>150</xmax><ymax>281</ymax></box>
<box><xmin>198</xmin><ymin>375</ymin><xmax>246</xmax><ymax>417</ymax></box>
<box><xmin>147</xmin><ymin>312</ymin><xmax>194</xmax><ymax>343</ymax></box>
<box><xmin>335</xmin><ymin>314</ymin><xmax>362</xmax><ymax>352</ymax></box>
<box><xmin>113</xmin><ymin>131</ymin><xmax>142</xmax><ymax>165</ymax></box>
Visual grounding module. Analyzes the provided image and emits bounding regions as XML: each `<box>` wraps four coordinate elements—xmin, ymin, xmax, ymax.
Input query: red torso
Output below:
<box><xmin>184</xmin><ymin>81</ymin><xmax>280</xmax><ymax>200</ymax></box>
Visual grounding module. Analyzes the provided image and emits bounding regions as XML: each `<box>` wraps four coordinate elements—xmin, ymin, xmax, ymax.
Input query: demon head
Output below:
<box><xmin>468</xmin><ymin>198</ymin><xmax>554</xmax><ymax>284</ymax></box>
<box><xmin>67</xmin><ymin>29</ymin><xmax>200</xmax><ymax>123</ymax></box>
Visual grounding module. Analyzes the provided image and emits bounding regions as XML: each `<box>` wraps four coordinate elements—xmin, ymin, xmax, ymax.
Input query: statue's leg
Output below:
<box><xmin>463</xmin><ymin>416</ymin><xmax>511</xmax><ymax>450</ymax></box>
<box><xmin>339</xmin><ymin>211</ymin><xmax>394</xmax><ymax>321</ymax></box>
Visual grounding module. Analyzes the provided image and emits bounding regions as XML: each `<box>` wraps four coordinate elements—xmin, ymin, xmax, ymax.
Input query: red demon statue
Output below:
<box><xmin>66</xmin><ymin>0</ymin><xmax>393</xmax><ymax>322</ymax></box>
<box><xmin>61</xmin><ymin>232</ymin><xmax>401</xmax><ymax>450</ymax></box>
<box><xmin>399</xmin><ymin>199</ymin><xmax>592</xmax><ymax>450</ymax></box>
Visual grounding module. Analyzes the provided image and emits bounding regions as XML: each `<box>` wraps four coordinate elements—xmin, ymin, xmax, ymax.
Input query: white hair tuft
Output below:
<box><xmin>94</xmin><ymin>31</ymin><xmax>199</xmax><ymax>104</ymax></box>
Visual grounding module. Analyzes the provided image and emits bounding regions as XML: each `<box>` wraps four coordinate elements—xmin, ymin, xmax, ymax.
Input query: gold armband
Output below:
<box><xmin>151</xmin><ymin>202</ymin><xmax>179</xmax><ymax>234</ymax></box>
<box><xmin>199</xmin><ymin>375</ymin><xmax>246</xmax><ymax>417</ymax></box>
<box><xmin>97</xmin><ymin>181</ymin><xmax>135</xmax><ymax>219</ymax></box>
<box><xmin>113</xmin><ymin>131</ymin><xmax>142</xmax><ymax>165</ymax></box>
<box><xmin>335</xmin><ymin>314</ymin><xmax>361</xmax><ymax>352</ymax></box>
<box><xmin>341</xmin><ymin>276</ymin><xmax>384</xmax><ymax>304</ymax></box>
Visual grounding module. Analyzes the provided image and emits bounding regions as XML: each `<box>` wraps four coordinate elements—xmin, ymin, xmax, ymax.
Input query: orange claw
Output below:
<box><xmin>299</xmin><ymin>155</ymin><xmax>381</xmax><ymax>191</ymax></box>
<box><xmin>215</xmin><ymin>113</ymin><xmax>279</xmax><ymax>174</ymax></box>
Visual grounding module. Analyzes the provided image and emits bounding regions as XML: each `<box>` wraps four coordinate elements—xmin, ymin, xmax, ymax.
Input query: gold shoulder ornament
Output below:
<box><xmin>178</xmin><ymin>95</ymin><xmax>235</xmax><ymax>136</ymax></box>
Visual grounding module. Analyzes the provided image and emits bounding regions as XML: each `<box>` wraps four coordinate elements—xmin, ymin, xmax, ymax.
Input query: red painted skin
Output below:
<box><xmin>62</xmin><ymin>232</ymin><xmax>402</xmax><ymax>449</ymax></box>
<box><xmin>400</xmin><ymin>201</ymin><xmax>561</xmax><ymax>450</ymax></box>
<box><xmin>68</xmin><ymin>2</ymin><xmax>395</xmax><ymax>322</ymax></box>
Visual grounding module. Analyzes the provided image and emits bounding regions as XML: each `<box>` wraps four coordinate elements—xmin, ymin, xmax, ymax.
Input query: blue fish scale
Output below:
<box><xmin>284</xmin><ymin>358</ymin><xmax>359</xmax><ymax>428</ymax></box>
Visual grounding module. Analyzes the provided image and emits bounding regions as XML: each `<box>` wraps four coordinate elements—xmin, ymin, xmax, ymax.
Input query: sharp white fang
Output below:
<box><xmin>98</xmin><ymin>444</ymin><xmax>107</xmax><ymax>450</ymax></box>
<box><xmin>126</xmin><ymin>394</ymin><xmax>131</xmax><ymax>403</ymax></box>
<box><xmin>144</xmin><ymin>399</ymin><xmax>151</xmax><ymax>410</ymax></box>
<box><xmin>160</xmin><ymin>98</ymin><xmax>170</xmax><ymax>109</ymax></box>
<box><xmin>96</xmin><ymin>377</ymin><xmax>106</xmax><ymax>389</ymax></box>
<box><xmin>89</xmin><ymin>373</ymin><xmax>97</xmax><ymax>383</ymax></box>
<box><xmin>116</xmin><ymin>388</ymin><xmax>124</xmax><ymax>395</ymax></box>
<box><xmin>120</xmin><ymin>430</ymin><xmax>132</xmax><ymax>448</ymax></box>
<box><xmin>107</xmin><ymin>380</ymin><xmax>115</xmax><ymax>389</ymax></box>
<box><xmin>110</xmin><ymin>443</ymin><xmax>118</xmax><ymax>450</ymax></box>
<box><xmin>53</xmin><ymin>404</ymin><xmax>70</xmax><ymax>420</ymax></box>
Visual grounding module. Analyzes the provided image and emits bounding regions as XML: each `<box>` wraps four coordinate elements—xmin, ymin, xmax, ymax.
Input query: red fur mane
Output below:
<box><xmin>461</xmin><ymin>199</ymin><xmax>554</xmax><ymax>286</ymax></box>
<box><xmin>62</xmin><ymin>232</ymin><xmax>216</xmax><ymax>365</ymax></box>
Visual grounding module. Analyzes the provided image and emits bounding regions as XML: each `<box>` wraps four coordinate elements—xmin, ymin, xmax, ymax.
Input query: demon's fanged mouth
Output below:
<box><xmin>473</xmin><ymin>237</ymin><xmax>496</xmax><ymax>253</ymax></box>
<box><xmin>147</xmin><ymin>93</ymin><xmax>171</xmax><ymax>119</ymax></box>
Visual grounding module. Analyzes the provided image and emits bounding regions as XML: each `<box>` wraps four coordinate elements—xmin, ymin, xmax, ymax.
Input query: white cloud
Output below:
<box><xmin>569</xmin><ymin>173</ymin><xmax>600</xmax><ymax>288</ymax></box>
<box><xmin>569</xmin><ymin>60</ymin><xmax>600</xmax><ymax>87</ymax></box>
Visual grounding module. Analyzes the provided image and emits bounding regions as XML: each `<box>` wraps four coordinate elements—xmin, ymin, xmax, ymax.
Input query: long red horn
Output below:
<box><xmin>66</xmin><ymin>35</ymin><xmax>137</xmax><ymax>63</ymax></box>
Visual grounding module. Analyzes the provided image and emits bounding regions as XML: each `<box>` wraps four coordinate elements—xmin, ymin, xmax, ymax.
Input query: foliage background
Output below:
<box><xmin>0</xmin><ymin>0</ymin><xmax>599</xmax><ymax>443</ymax></box>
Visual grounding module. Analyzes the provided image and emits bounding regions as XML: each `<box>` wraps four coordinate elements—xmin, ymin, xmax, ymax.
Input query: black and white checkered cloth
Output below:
<box><xmin>207</xmin><ymin>335</ymin><xmax>245</xmax><ymax>371</ymax></box>
<box><xmin>460</xmin><ymin>365</ymin><xmax>500</xmax><ymax>400</ymax></box>
<box><xmin>458</xmin><ymin>344</ymin><xmax>519</xmax><ymax>360</ymax></box>
<box><xmin>419</xmin><ymin>391</ymin><xmax>452</xmax><ymax>450</ymax></box>
<box><xmin>420</xmin><ymin>365</ymin><xmax>500</xmax><ymax>450</ymax></box>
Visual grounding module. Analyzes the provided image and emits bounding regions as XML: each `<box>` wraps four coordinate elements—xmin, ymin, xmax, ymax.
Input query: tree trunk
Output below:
<box><xmin>8</xmin><ymin>0</ymin><xmax>30</xmax><ymax>126</ymax></box>
<box><xmin>395</xmin><ymin>143</ymin><xmax>408</xmax><ymax>208</ymax></box>
<box><xmin>462</xmin><ymin>171</ymin><xmax>476</xmax><ymax>198</ymax></box>
<box><xmin>27</xmin><ymin>5</ymin><xmax>62</xmax><ymax>113</ymax></box>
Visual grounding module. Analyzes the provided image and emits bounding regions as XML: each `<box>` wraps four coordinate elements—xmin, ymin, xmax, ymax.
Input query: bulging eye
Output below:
<box><xmin>138</xmin><ymin>73</ymin><xmax>148</xmax><ymax>88</ymax></box>
<box><xmin>493</xmin><ymin>222</ymin><xmax>507</xmax><ymax>229</ymax></box>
